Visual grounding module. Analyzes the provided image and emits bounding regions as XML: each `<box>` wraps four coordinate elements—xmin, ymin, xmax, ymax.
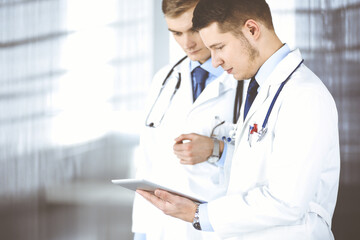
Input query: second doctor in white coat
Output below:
<box><xmin>132</xmin><ymin>1</ymin><xmax>241</xmax><ymax>239</ymax></box>
<box><xmin>137</xmin><ymin>0</ymin><xmax>340</xmax><ymax>239</ymax></box>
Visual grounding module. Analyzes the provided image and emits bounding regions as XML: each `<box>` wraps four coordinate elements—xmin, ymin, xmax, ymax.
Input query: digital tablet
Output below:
<box><xmin>111</xmin><ymin>178</ymin><xmax>207</xmax><ymax>203</ymax></box>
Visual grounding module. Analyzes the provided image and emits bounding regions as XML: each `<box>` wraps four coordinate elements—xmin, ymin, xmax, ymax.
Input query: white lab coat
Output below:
<box><xmin>132</xmin><ymin>57</ymin><xmax>239</xmax><ymax>240</ymax></box>
<box><xmin>207</xmin><ymin>49</ymin><xmax>340</xmax><ymax>240</ymax></box>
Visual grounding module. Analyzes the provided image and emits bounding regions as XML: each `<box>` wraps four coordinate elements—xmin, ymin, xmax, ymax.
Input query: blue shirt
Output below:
<box><xmin>199</xmin><ymin>44</ymin><xmax>291</xmax><ymax>231</ymax></box>
<box><xmin>133</xmin><ymin>233</ymin><xmax>146</xmax><ymax>240</ymax></box>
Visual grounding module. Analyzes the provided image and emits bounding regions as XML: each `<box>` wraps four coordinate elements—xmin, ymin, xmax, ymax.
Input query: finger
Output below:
<box><xmin>180</xmin><ymin>157</ymin><xmax>198</xmax><ymax>165</ymax></box>
<box><xmin>180</xmin><ymin>159</ymin><xmax>190</xmax><ymax>165</ymax></box>
<box><xmin>176</xmin><ymin>150</ymin><xmax>191</xmax><ymax>157</ymax></box>
<box><xmin>154</xmin><ymin>189</ymin><xmax>186</xmax><ymax>205</ymax></box>
<box><xmin>136</xmin><ymin>190</ymin><xmax>166</xmax><ymax>209</ymax></box>
<box><xmin>173</xmin><ymin>141</ymin><xmax>193</xmax><ymax>153</ymax></box>
<box><xmin>174</xmin><ymin>148</ymin><xmax>192</xmax><ymax>160</ymax></box>
<box><xmin>174</xmin><ymin>133</ymin><xmax>198</xmax><ymax>143</ymax></box>
<box><xmin>174</xmin><ymin>138</ymin><xmax>184</xmax><ymax>144</ymax></box>
<box><xmin>136</xmin><ymin>189</ymin><xmax>156</xmax><ymax>201</ymax></box>
<box><xmin>173</xmin><ymin>151</ymin><xmax>187</xmax><ymax>160</ymax></box>
<box><xmin>173</xmin><ymin>142</ymin><xmax>186</xmax><ymax>151</ymax></box>
<box><xmin>174</xmin><ymin>134</ymin><xmax>188</xmax><ymax>143</ymax></box>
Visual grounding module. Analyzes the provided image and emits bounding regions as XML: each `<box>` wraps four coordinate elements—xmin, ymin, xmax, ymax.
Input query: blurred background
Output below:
<box><xmin>0</xmin><ymin>0</ymin><xmax>359</xmax><ymax>239</ymax></box>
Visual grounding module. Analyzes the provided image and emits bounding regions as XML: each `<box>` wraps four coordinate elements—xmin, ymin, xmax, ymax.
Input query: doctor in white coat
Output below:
<box><xmin>137</xmin><ymin>0</ymin><xmax>341</xmax><ymax>239</ymax></box>
<box><xmin>132</xmin><ymin>0</ymin><xmax>242</xmax><ymax>239</ymax></box>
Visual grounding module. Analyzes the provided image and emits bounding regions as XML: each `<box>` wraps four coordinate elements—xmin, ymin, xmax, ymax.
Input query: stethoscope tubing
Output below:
<box><xmin>260</xmin><ymin>59</ymin><xmax>304</xmax><ymax>130</ymax></box>
<box><xmin>145</xmin><ymin>56</ymin><xmax>187</xmax><ymax>128</ymax></box>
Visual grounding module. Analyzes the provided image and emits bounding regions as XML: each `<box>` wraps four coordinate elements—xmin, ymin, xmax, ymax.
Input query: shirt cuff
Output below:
<box><xmin>199</xmin><ymin>203</ymin><xmax>214</xmax><ymax>232</ymax></box>
<box><xmin>134</xmin><ymin>233</ymin><xmax>146</xmax><ymax>240</ymax></box>
<box><xmin>215</xmin><ymin>142</ymin><xmax>227</xmax><ymax>167</ymax></box>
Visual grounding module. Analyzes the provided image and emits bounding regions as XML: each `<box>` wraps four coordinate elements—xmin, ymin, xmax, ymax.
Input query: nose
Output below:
<box><xmin>211</xmin><ymin>52</ymin><xmax>223</xmax><ymax>68</ymax></box>
<box><xmin>184</xmin><ymin>33</ymin><xmax>196</xmax><ymax>50</ymax></box>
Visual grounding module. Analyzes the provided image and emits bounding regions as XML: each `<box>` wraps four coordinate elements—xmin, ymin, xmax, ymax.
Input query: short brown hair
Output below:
<box><xmin>162</xmin><ymin>0</ymin><xmax>199</xmax><ymax>18</ymax></box>
<box><xmin>193</xmin><ymin>0</ymin><xmax>274</xmax><ymax>34</ymax></box>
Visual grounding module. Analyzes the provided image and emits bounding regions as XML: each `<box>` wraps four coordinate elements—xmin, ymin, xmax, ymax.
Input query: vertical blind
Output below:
<box><xmin>0</xmin><ymin>0</ymin><xmax>153</xmax><ymax>195</ymax></box>
<box><xmin>269</xmin><ymin>0</ymin><xmax>360</xmax><ymax>185</ymax></box>
<box><xmin>292</xmin><ymin>0</ymin><xmax>360</xmax><ymax>185</ymax></box>
<box><xmin>269</xmin><ymin>1</ymin><xmax>360</xmax><ymax>238</ymax></box>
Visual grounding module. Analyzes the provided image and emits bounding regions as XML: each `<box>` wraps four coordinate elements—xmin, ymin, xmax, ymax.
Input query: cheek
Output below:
<box><xmin>173</xmin><ymin>36</ymin><xmax>185</xmax><ymax>48</ymax></box>
<box><xmin>195</xmin><ymin>38</ymin><xmax>206</xmax><ymax>48</ymax></box>
<box><xmin>191</xmin><ymin>32</ymin><xmax>201</xmax><ymax>41</ymax></box>
<box><xmin>223</xmin><ymin>51</ymin><xmax>233</xmax><ymax>64</ymax></box>
<box><xmin>201</xmin><ymin>50</ymin><xmax>211</xmax><ymax>61</ymax></box>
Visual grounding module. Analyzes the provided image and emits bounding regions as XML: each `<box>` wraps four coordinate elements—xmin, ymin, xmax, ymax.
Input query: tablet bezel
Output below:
<box><xmin>111</xmin><ymin>178</ymin><xmax>207</xmax><ymax>203</ymax></box>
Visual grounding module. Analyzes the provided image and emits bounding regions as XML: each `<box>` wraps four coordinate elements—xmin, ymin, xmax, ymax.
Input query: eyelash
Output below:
<box><xmin>216</xmin><ymin>46</ymin><xmax>224</xmax><ymax>50</ymax></box>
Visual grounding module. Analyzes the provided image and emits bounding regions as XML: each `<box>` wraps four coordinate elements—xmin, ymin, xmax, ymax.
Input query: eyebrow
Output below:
<box><xmin>168</xmin><ymin>27</ymin><xmax>193</xmax><ymax>33</ymax></box>
<box><xmin>168</xmin><ymin>28</ymin><xmax>179</xmax><ymax>33</ymax></box>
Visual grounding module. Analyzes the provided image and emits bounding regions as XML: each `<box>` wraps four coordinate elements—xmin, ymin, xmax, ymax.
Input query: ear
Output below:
<box><xmin>243</xmin><ymin>19</ymin><xmax>260</xmax><ymax>40</ymax></box>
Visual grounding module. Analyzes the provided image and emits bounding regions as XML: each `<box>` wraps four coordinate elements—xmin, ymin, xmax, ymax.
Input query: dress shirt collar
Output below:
<box><xmin>255</xmin><ymin>43</ymin><xmax>290</xmax><ymax>87</ymax></box>
<box><xmin>190</xmin><ymin>58</ymin><xmax>224</xmax><ymax>78</ymax></box>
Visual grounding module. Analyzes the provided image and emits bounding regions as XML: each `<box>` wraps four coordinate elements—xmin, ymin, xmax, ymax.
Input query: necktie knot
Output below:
<box><xmin>192</xmin><ymin>66</ymin><xmax>208</xmax><ymax>84</ymax></box>
<box><xmin>192</xmin><ymin>66</ymin><xmax>209</xmax><ymax>101</ymax></box>
<box><xmin>244</xmin><ymin>77</ymin><xmax>259</xmax><ymax>120</ymax></box>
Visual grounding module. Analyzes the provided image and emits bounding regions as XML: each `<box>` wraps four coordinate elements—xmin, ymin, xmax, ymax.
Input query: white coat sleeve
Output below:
<box><xmin>207</xmin><ymin>83</ymin><xmax>339</xmax><ymax>238</ymax></box>
<box><xmin>132</xmin><ymin>65</ymin><xmax>171</xmax><ymax>233</ymax></box>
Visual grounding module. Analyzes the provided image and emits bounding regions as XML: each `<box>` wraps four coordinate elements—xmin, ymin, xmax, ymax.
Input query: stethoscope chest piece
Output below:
<box><xmin>257</xmin><ymin>127</ymin><xmax>268</xmax><ymax>142</ymax></box>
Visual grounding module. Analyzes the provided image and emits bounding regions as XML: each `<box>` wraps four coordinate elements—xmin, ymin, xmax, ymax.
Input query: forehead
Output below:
<box><xmin>199</xmin><ymin>22</ymin><xmax>227</xmax><ymax>48</ymax></box>
<box><xmin>165</xmin><ymin>7</ymin><xmax>195</xmax><ymax>32</ymax></box>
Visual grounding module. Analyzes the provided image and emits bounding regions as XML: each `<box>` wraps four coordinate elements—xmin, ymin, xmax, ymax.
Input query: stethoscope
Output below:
<box><xmin>145</xmin><ymin>56</ymin><xmax>244</xmax><ymax>128</ymax></box>
<box><xmin>145</xmin><ymin>56</ymin><xmax>187</xmax><ymax>128</ymax></box>
<box><xmin>212</xmin><ymin>59</ymin><xmax>304</xmax><ymax>145</ymax></box>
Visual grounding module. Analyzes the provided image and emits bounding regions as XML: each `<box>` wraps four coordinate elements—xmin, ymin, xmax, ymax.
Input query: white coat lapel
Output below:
<box><xmin>242</xmin><ymin>84</ymin><xmax>270</xmax><ymax>127</ymax></box>
<box><xmin>190</xmin><ymin>72</ymin><xmax>236</xmax><ymax>111</ymax></box>
<box><xmin>234</xmin><ymin>83</ymin><xmax>270</xmax><ymax>151</ymax></box>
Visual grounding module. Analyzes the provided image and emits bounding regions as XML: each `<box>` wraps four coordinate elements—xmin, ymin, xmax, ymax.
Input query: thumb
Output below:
<box><xmin>174</xmin><ymin>133</ymin><xmax>195</xmax><ymax>143</ymax></box>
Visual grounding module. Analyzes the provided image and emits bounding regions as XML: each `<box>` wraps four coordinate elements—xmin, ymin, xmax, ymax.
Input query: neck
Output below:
<box><xmin>256</xmin><ymin>32</ymin><xmax>283</xmax><ymax>71</ymax></box>
<box><xmin>198</xmin><ymin>57</ymin><xmax>210</xmax><ymax>64</ymax></box>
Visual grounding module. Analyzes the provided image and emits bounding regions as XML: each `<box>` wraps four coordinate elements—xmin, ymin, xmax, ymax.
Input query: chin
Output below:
<box><xmin>188</xmin><ymin>52</ymin><xmax>210</xmax><ymax>63</ymax></box>
<box><xmin>233</xmin><ymin>73</ymin><xmax>246</xmax><ymax>81</ymax></box>
<box><xmin>187</xmin><ymin>55</ymin><xmax>198</xmax><ymax>61</ymax></box>
<box><xmin>185</xmin><ymin>53</ymin><xmax>196</xmax><ymax>61</ymax></box>
<box><xmin>232</xmin><ymin>73</ymin><xmax>241</xmax><ymax>80</ymax></box>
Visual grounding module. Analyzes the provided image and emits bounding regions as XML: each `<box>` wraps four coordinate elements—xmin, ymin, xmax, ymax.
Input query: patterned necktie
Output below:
<box><xmin>244</xmin><ymin>77</ymin><xmax>259</xmax><ymax>120</ymax></box>
<box><xmin>192</xmin><ymin>66</ymin><xmax>209</xmax><ymax>101</ymax></box>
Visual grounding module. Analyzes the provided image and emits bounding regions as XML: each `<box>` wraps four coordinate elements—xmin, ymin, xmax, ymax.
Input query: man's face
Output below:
<box><xmin>165</xmin><ymin>7</ymin><xmax>211</xmax><ymax>64</ymax></box>
<box><xmin>200</xmin><ymin>22</ymin><xmax>259</xmax><ymax>80</ymax></box>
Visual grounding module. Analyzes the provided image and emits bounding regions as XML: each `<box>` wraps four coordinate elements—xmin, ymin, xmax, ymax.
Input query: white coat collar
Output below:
<box><xmin>242</xmin><ymin>49</ymin><xmax>304</xmax><ymax>125</ymax></box>
<box><xmin>265</xmin><ymin>49</ymin><xmax>303</xmax><ymax>86</ymax></box>
<box><xmin>255</xmin><ymin>44</ymin><xmax>291</xmax><ymax>88</ymax></box>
